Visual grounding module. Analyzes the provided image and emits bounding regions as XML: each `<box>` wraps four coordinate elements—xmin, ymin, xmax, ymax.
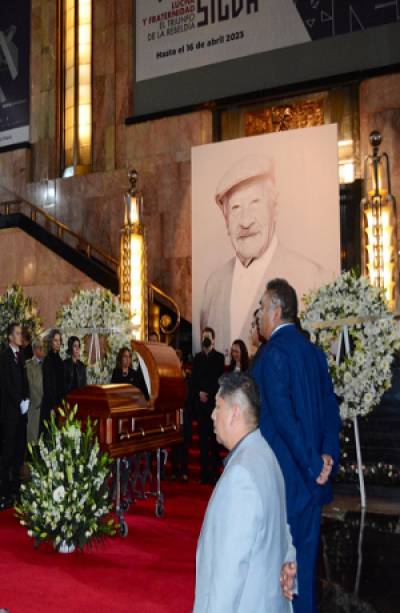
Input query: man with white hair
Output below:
<box><xmin>200</xmin><ymin>155</ymin><xmax>323</xmax><ymax>353</ymax></box>
<box><xmin>193</xmin><ymin>371</ymin><xmax>296</xmax><ymax>612</ymax></box>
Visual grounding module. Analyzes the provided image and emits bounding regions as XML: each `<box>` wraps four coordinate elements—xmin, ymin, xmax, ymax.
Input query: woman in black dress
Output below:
<box><xmin>41</xmin><ymin>329</ymin><xmax>65</xmax><ymax>429</ymax></box>
<box><xmin>111</xmin><ymin>347</ymin><xmax>149</xmax><ymax>400</ymax></box>
<box><xmin>64</xmin><ymin>336</ymin><xmax>87</xmax><ymax>395</ymax></box>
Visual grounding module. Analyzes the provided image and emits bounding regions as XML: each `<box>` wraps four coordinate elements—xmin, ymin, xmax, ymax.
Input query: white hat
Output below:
<box><xmin>215</xmin><ymin>155</ymin><xmax>275</xmax><ymax>209</ymax></box>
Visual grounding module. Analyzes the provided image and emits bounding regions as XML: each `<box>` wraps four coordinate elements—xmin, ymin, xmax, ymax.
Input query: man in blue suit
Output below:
<box><xmin>252</xmin><ymin>279</ymin><xmax>341</xmax><ymax>613</ymax></box>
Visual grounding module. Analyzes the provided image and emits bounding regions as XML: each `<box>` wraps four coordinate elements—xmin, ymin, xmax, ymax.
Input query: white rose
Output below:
<box><xmin>53</xmin><ymin>485</ymin><xmax>66</xmax><ymax>503</ymax></box>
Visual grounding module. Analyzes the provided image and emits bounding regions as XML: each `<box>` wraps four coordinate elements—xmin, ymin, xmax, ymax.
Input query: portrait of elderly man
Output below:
<box><xmin>200</xmin><ymin>155</ymin><xmax>324</xmax><ymax>352</ymax></box>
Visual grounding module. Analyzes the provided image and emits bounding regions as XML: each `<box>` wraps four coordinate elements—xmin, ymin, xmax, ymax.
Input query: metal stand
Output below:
<box><xmin>354</xmin><ymin>507</ymin><xmax>366</xmax><ymax>596</ymax></box>
<box><xmin>114</xmin><ymin>458</ymin><xmax>129</xmax><ymax>537</ymax></box>
<box><xmin>337</xmin><ymin>325</ymin><xmax>367</xmax><ymax>510</ymax></box>
<box><xmin>353</xmin><ymin>415</ymin><xmax>367</xmax><ymax>510</ymax></box>
<box><xmin>111</xmin><ymin>449</ymin><xmax>167</xmax><ymax>536</ymax></box>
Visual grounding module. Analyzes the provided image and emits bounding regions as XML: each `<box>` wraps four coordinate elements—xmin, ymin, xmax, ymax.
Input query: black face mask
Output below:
<box><xmin>202</xmin><ymin>337</ymin><xmax>212</xmax><ymax>350</ymax></box>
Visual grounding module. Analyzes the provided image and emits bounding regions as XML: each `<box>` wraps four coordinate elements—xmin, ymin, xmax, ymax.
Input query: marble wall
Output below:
<box><xmin>0</xmin><ymin>229</ymin><xmax>97</xmax><ymax>328</ymax></box>
<box><xmin>1</xmin><ymin>0</ymin><xmax>399</xmax><ymax>326</ymax></box>
<box><xmin>0</xmin><ymin>0</ymin><xmax>213</xmax><ymax>322</ymax></box>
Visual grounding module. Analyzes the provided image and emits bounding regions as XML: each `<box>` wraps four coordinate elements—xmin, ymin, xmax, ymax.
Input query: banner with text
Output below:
<box><xmin>135</xmin><ymin>0</ymin><xmax>311</xmax><ymax>82</ymax></box>
<box><xmin>0</xmin><ymin>0</ymin><xmax>30</xmax><ymax>149</ymax></box>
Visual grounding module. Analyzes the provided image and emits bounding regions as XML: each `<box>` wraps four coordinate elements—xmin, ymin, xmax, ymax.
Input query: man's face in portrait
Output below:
<box><xmin>223</xmin><ymin>176</ymin><xmax>276</xmax><ymax>266</ymax></box>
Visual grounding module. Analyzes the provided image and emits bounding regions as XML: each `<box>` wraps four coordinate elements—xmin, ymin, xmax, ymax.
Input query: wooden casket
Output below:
<box><xmin>67</xmin><ymin>341</ymin><xmax>186</xmax><ymax>459</ymax></box>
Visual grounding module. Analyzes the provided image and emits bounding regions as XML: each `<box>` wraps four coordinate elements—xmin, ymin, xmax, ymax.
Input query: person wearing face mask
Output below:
<box><xmin>200</xmin><ymin>155</ymin><xmax>323</xmax><ymax>353</ymax></box>
<box><xmin>190</xmin><ymin>327</ymin><xmax>225</xmax><ymax>484</ymax></box>
<box><xmin>64</xmin><ymin>336</ymin><xmax>87</xmax><ymax>395</ymax></box>
<box><xmin>41</xmin><ymin>329</ymin><xmax>65</xmax><ymax>430</ymax></box>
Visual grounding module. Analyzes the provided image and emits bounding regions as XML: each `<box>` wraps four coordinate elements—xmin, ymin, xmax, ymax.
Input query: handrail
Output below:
<box><xmin>0</xmin><ymin>188</ymin><xmax>182</xmax><ymax>334</ymax></box>
<box><xmin>148</xmin><ymin>283</ymin><xmax>181</xmax><ymax>335</ymax></box>
<box><xmin>0</xmin><ymin>198</ymin><xmax>119</xmax><ymax>270</ymax></box>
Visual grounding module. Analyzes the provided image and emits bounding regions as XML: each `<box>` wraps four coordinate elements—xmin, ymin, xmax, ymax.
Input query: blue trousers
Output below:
<box><xmin>289</xmin><ymin>502</ymin><xmax>321</xmax><ymax>613</ymax></box>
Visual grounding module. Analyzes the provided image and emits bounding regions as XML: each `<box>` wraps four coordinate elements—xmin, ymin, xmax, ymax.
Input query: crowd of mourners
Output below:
<box><xmin>0</xmin><ymin>278</ymin><xmax>342</xmax><ymax>613</ymax></box>
<box><xmin>0</xmin><ymin>323</ymin><xmax>149</xmax><ymax>510</ymax></box>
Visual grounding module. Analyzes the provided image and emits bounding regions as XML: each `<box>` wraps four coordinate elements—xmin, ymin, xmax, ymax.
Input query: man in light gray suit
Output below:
<box><xmin>193</xmin><ymin>372</ymin><xmax>296</xmax><ymax>613</ymax></box>
<box><xmin>200</xmin><ymin>155</ymin><xmax>324</xmax><ymax>353</ymax></box>
<box><xmin>25</xmin><ymin>339</ymin><xmax>45</xmax><ymax>444</ymax></box>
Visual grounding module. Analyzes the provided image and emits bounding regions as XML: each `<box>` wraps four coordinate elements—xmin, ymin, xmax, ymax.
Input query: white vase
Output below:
<box><xmin>57</xmin><ymin>540</ymin><xmax>76</xmax><ymax>554</ymax></box>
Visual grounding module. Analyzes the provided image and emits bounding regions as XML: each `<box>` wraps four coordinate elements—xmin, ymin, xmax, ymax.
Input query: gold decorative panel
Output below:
<box><xmin>245</xmin><ymin>100</ymin><xmax>325</xmax><ymax>136</ymax></box>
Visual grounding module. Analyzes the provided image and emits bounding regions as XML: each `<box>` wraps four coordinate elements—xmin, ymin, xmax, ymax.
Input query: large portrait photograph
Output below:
<box><xmin>192</xmin><ymin>124</ymin><xmax>341</xmax><ymax>353</ymax></box>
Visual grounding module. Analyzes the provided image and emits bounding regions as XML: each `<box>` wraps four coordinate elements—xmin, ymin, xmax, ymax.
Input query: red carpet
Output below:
<box><xmin>0</xmin><ymin>481</ymin><xmax>212</xmax><ymax>613</ymax></box>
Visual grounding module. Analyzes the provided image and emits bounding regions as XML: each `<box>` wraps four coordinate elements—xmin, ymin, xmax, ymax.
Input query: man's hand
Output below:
<box><xmin>199</xmin><ymin>391</ymin><xmax>209</xmax><ymax>403</ymax></box>
<box><xmin>316</xmin><ymin>454</ymin><xmax>333</xmax><ymax>485</ymax></box>
<box><xmin>280</xmin><ymin>562</ymin><xmax>296</xmax><ymax>600</ymax></box>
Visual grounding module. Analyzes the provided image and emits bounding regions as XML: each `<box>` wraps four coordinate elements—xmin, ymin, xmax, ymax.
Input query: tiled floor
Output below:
<box><xmin>318</xmin><ymin>497</ymin><xmax>400</xmax><ymax>612</ymax></box>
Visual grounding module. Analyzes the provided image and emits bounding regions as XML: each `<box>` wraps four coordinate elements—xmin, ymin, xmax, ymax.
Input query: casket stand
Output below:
<box><xmin>67</xmin><ymin>341</ymin><xmax>185</xmax><ymax>535</ymax></box>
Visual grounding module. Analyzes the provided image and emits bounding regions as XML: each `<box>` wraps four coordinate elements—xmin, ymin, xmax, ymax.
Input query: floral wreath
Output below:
<box><xmin>302</xmin><ymin>271</ymin><xmax>400</xmax><ymax>420</ymax></box>
<box><xmin>57</xmin><ymin>288</ymin><xmax>133</xmax><ymax>384</ymax></box>
<box><xmin>0</xmin><ymin>284</ymin><xmax>42</xmax><ymax>351</ymax></box>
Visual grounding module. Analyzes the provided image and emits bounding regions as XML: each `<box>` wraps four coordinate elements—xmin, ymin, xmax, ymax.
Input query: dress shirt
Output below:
<box><xmin>10</xmin><ymin>345</ymin><xmax>20</xmax><ymax>361</ymax></box>
<box><xmin>223</xmin><ymin>429</ymin><xmax>257</xmax><ymax>467</ymax></box>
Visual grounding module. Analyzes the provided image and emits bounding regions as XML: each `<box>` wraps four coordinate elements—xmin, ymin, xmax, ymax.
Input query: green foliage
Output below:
<box><xmin>0</xmin><ymin>284</ymin><xmax>42</xmax><ymax>351</ymax></box>
<box><xmin>15</xmin><ymin>404</ymin><xmax>116</xmax><ymax>550</ymax></box>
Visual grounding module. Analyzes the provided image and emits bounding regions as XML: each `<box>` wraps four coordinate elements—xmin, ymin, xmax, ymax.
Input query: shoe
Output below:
<box><xmin>182</xmin><ymin>474</ymin><xmax>189</xmax><ymax>482</ymax></box>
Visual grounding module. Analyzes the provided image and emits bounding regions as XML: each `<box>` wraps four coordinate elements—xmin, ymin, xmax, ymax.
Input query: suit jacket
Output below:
<box><xmin>189</xmin><ymin>349</ymin><xmax>225</xmax><ymax>413</ymax></box>
<box><xmin>194</xmin><ymin>429</ymin><xmax>295</xmax><ymax>613</ymax></box>
<box><xmin>200</xmin><ymin>241</ymin><xmax>325</xmax><ymax>352</ymax></box>
<box><xmin>252</xmin><ymin>325</ymin><xmax>341</xmax><ymax>517</ymax></box>
<box><xmin>26</xmin><ymin>358</ymin><xmax>43</xmax><ymax>443</ymax></box>
<box><xmin>0</xmin><ymin>347</ymin><xmax>29</xmax><ymax>425</ymax></box>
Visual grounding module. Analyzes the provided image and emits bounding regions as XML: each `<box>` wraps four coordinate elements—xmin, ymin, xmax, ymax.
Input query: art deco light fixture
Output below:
<box><xmin>119</xmin><ymin>170</ymin><xmax>147</xmax><ymax>340</ymax></box>
<box><xmin>63</xmin><ymin>0</ymin><xmax>92</xmax><ymax>176</ymax></box>
<box><xmin>361</xmin><ymin>131</ymin><xmax>398</xmax><ymax>309</ymax></box>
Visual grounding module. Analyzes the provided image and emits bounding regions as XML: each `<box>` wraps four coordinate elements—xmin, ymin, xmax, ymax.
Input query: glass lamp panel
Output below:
<box><xmin>78</xmin><ymin>83</ymin><xmax>91</xmax><ymax>105</ymax></box>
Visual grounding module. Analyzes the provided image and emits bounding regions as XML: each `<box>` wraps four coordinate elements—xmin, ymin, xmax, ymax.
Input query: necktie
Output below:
<box><xmin>15</xmin><ymin>351</ymin><xmax>20</xmax><ymax>363</ymax></box>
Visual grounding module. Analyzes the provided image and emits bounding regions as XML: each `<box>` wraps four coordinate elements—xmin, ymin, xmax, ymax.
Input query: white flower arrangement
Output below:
<box><xmin>16</xmin><ymin>404</ymin><xmax>116</xmax><ymax>550</ymax></box>
<box><xmin>57</xmin><ymin>287</ymin><xmax>133</xmax><ymax>384</ymax></box>
<box><xmin>302</xmin><ymin>271</ymin><xmax>400</xmax><ymax>420</ymax></box>
<box><xmin>0</xmin><ymin>284</ymin><xmax>42</xmax><ymax>350</ymax></box>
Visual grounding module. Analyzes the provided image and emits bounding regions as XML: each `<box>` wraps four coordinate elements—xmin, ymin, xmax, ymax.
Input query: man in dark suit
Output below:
<box><xmin>190</xmin><ymin>327</ymin><xmax>225</xmax><ymax>484</ymax></box>
<box><xmin>252</xmin><ymin>279</ymin><xmax>341</xmax><ymax>613</ymax></box>
<box><xmin>0</xmin><ymin>322</ymin><xmax>30</xmax><ymax>509</ymax></box>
